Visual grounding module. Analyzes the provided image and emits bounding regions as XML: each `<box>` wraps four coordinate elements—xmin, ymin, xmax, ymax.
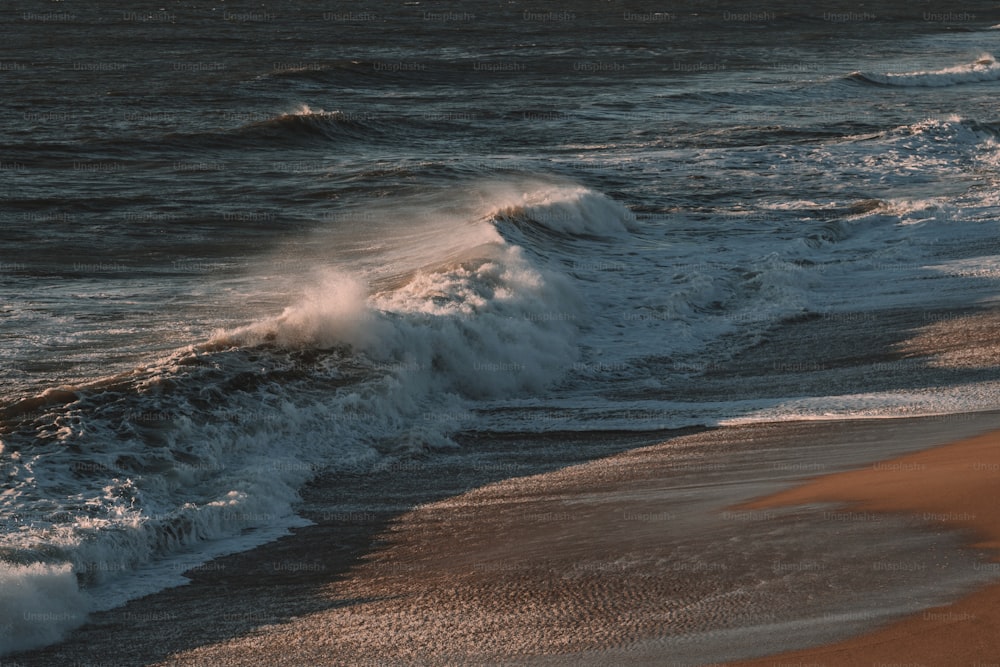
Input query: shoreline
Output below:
<box><xmin>12</xmin><ymin>412</ymin><xmax>1000</xmax><ymax>666</ymax></box>
<box><xmin>728</xmin><ymin>424</ymin><xmax>1000</xmax><ymax>666</ymax></box>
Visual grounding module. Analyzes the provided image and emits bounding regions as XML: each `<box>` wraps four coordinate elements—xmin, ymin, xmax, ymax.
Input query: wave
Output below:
<box><xmin>850</xmin><ymin>54</ymin><xmax>1000</xmax><ymax>87</ymax></box>
<box><xmin>158</xmin><ymin>105</ymin><xmax>391</xmax><ymax>150</ymax></box>
<box><xmin>11</xmin><ymin>105</ymin><xmax>396</xmax><ymax>159</ymax></box>
<box><xmin>490</xmin><ymin>183</ymin><xmax>638</xmax><ymax>240</ymax></box>
<box><xmin>0</xmin><ymin>180</ymin><xmax>635</xmax><ymax>656</ymax></box>
<box><xmin>233</xmin><ymin>104</ymin><xmax>385</xmax><ymax>144</ymax></box>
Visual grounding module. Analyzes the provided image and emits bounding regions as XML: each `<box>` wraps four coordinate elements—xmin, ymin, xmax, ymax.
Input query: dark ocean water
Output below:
<box><xmin>4</xmin><ymin>0</ymin><xmax>1000</xmax><ymax>654</ymax></box>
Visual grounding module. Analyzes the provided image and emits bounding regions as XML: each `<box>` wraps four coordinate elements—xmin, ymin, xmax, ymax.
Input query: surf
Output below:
<box><xmin>0</xmin><ymin>178</ymin><xmax>637</xmax><ymax>656</ymax></box>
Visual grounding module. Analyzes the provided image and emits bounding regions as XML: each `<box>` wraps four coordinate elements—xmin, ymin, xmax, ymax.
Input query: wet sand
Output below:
<box><xmin>15</xmin><ymin>413</ymin><xmax>1000</xmax><ymax>666</ymax></box>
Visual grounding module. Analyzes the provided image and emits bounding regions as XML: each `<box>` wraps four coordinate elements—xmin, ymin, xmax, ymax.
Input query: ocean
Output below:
<box><xmin>4</xmin><ymin>0</ymin><xmax>1000</xmax><ymax>656</ymax></box>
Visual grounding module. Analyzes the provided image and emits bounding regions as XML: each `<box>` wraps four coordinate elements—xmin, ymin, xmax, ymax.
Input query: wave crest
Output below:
<box><xmin>237</xmin><ymin>104</ymin><xmax>380</xmax><ymax>142</ymax></box>
<box><xmin>490</xmin><ymin>184</ymin><xmax>637</xmax><ymax>240</ymax></box>
<box><xmin>850</xmin><ymin>54</ymin><xmax>1000</xmax><ymax>87</ymax></box>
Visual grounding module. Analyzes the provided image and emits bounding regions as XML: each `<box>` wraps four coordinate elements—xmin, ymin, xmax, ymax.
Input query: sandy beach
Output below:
<box><xmin>13</xmin><ymin>412</ymin><xmax>1000</xmax><ymax>667</ymax></box>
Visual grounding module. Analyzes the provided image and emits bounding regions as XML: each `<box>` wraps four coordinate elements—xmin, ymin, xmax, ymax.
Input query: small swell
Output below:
<box><xmin>236</xmin><ymin>105</ymin><xmax>382</xmax><ymax>143</ymax></box>
<box><xmin>160</xmin><ymin>105</ymin><xmax>388</xmax><ymax>150</ymax></box>
<box><xmin>849</xmin><ymin>55</ymin><xmax>1000</xmax><ymax>88</ymax></box>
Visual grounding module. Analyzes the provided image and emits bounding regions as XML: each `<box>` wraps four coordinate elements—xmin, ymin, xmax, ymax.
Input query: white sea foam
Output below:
<box><xmin>0</xmin><ymin>562</ymin><xmax>88</xmax><ymax>654</ymax></box>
